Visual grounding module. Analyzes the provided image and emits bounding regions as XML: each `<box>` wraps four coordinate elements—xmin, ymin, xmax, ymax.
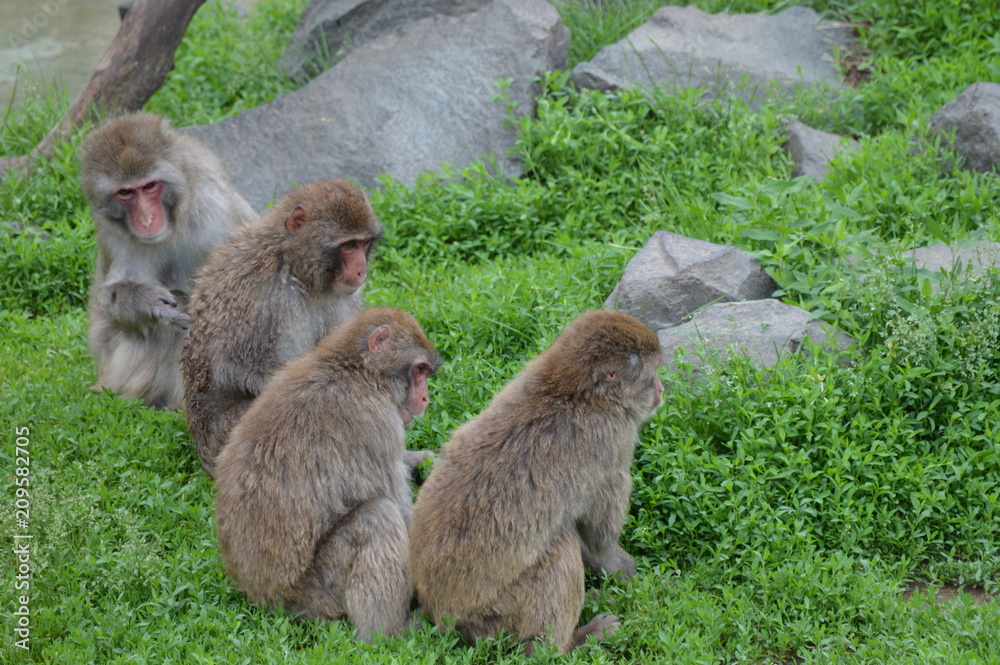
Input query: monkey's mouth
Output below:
<box><xmin>333</xmin><ymin>281</ymin><xmax>361</xmax><ymax>296</ymax></box>
<box><xmin>131</xmin><ymin>226</ymin><xmax>172</xmax><ymax>244</ymax></box>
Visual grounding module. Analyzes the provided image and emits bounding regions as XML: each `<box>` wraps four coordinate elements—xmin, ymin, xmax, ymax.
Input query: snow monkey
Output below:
<box><xmin>409</xmin><ymin>310</ymin><xmax>664</xmax><ymax>654</ymax></box>
<box><xmin>181</xmin><ymin>178</ymin><xmax>382</xmax><ymax>476</ymax></box>
<box><xmin>81</xmin><ymin>113</ymin><xmax>255</xmax><ymax>409</ymax></box>
<box><xmin>214</xmin><ymin>307</ymin><xmax>440</xmax><ymax>642</ymax></box>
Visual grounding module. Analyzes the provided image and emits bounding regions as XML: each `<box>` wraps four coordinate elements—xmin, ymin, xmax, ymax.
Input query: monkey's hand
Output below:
<box><xmin>150</xmin><ymin>289</ymin><xmax>193</xmax><ymax>329</ymax></box>
<box><xmin>404</xmin><ymin>450</ymin><xmax>436</xmax><ymax>473</ymax></box>
<box><xmin>102</xmin><ymin>281</ymin><xmax>193</xmax><ymax>331</ymax></box>
<box><xmin>581</xmin><ymin>543</ymin><xmax>637</xmax><ymax>581</ymax></box>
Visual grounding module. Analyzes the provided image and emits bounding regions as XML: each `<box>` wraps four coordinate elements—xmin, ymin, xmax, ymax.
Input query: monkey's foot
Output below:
<box><xmin>572</xmin><ymin>613</ymin><xmax>620</xmax><ymax>647</ymax></box>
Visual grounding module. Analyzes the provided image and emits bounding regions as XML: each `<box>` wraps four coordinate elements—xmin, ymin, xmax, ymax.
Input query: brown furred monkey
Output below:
<box><xmin>81</xmin><ymin>113</ymin><xmax>255</xmax><ymax>410</ymax></box>
<box><xmin>409</xmin><ymin>310</ymin><xmax>663</xmax><ymax>654</ymax></box>
<box><xmin>181</xmin><ymin>179</ymin><xmax>383</xmax><ymax>477</ymax></box>
<box><xmin>214</xmin><ymin>307</ymin><xmax>441</xmax><ymax>642</ymax></box>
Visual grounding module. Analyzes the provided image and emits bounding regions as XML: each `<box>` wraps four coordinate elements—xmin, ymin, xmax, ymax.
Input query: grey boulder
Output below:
<box><xmin>605</xmin><ymin>231</ymin><xmax>777</xmax><ymax>331</ymax></box>
<box><xmin>929</xmin><ymin>82</ymin><xmax>1000</xmax><ymax>174</ymax></box>
<box><xmin>279</xmin><ymin>0</ymin><xmax>492</xmax><ymax>82</ymax></box>
<box><xmin>571</xmin><ymin>5</ymin><xmax>853</xmax><ymax>105</ymax></box>
<box><xmin>849</xmin><ymin>241</ymin><xmax>1000</xmax><ymax>290</ymax></box>
<box><xmin>658</xmin><ymin>299</ymin><xmax>853</xmax><ymax>370</ymax></box>
<box><xmin>785</xmin><ymin>120</ymin><xmax>860</xmax><ymax>181</ymax></box>
<box><xmin>908</xmin><ymin>241</ymin><xmax>1000</xmax><ymax>281</ymax></box>
<box><xmin>184</xmin><ymin>0</ymin><xmax>570</xmax><ymax>211</ymax></box>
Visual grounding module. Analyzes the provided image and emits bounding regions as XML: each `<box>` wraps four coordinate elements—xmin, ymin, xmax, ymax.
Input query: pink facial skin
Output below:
<box><xmin>333</xmin><ymin>237</ymin><xmax>373</xmax><ymax>295</ymax></box>
<box><xmin>116</xmin><ymin>180</ymin><xmax>166</xmax><ymax>239</ymax></box>
<box><xmin>400</xmin><ymin>360</ymin><xmax>433</xmax><ymax>425</ymax></box>
<box><xmin>651</xmin><ymin>373</ymin><xmax>664</xmax><ymax>409</ymax></box>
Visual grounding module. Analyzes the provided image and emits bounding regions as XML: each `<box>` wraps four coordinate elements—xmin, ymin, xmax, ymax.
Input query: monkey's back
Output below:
<box><xmin>180</xmin><ymin>225</ymin><xmax>296</xmax><ymax>475</ymax></box>
<box><xmin>214</xmin><ymin>350</ymin><xmax>408</xmax><ymax>607</ymax></box>
<box><xmin>410</xmin><ymin>376</ymin><xmax>637</xmax><ymax>617</ymax></box>
<box><xmin>213</xmin><ymin>362</ymin><xmax>340</xmax><ymax>606</ymax></box>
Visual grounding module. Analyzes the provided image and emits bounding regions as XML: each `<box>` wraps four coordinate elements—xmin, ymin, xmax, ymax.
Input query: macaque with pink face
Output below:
<box><xmin>214</xmin><ymin>308</ymin><xmax>440</xmax><ymax>643</ymax></box>
<box><xmin>180</xmin><ymin>179</ymin><xmax>384</xmax><ymax>477</ymax></box>
<box><xmin>81</xmin><ymin>113</ymin><xmax>255</xmax><ymax>409</ymax></box>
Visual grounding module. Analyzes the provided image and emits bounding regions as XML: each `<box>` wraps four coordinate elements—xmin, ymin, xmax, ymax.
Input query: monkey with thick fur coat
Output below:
<box><xmin>81</xmin><ymin>113</ymin><xmax>255</xmax><ymax>409</ymax></box>
<box><xmin>181</xmin><ymin>179</ymin><xmax>382</xmax><ymax>477</ymax></box>
<box><xmin>409</xmin><ymin>310</ymin><xmax>663</xmax><ymax>653</ymax></box>
<box><xmin>215</xmin><ymin>307</ymin><xmax>440</xmax><ymax>642</ymax></box>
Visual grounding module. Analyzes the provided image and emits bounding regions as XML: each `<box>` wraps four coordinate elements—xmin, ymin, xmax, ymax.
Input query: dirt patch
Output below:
<box><xmin>902</xmin><ymin>582</ymin><xmax>993</xmax><ymax>607</ymax></box>
<box><xmin>837</xmin><ymin>21</ymin><xmax>873</xmax><ymax>88</ymax></box>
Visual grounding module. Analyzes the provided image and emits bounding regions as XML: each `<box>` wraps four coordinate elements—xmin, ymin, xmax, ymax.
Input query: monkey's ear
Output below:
<box><xmin>284</xmin><ymin>205</ymin><xmax>308</xmax><ymax>233</ymax></box>
<box><xmin>602</xmin><ymin>370</ymin><xmax>619</xmax><ymax>382</ymax></box>
<box><xmin>368</xmin><ymin>325</ymin><xmax>392</xmax><ymax>353</ymax></box>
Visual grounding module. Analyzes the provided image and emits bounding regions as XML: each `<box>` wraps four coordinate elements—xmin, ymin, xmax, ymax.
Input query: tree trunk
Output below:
<box><xmin>0</xmin><ymin>0</ymin><xmax>206</xmax><ymax>180</ymax></box>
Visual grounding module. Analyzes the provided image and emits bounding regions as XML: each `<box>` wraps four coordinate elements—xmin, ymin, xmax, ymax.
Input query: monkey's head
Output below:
<box><xmin>537</xmin><ymin>310</ymin><xmax>664</xmax><ymax>415</ymax></box>
<box><xmin>275</xmin><ymin>180</ymin><xmax>384</xmax><ymax>295</ymax></box>
<box><xmin>325</xmin><ymin>307</ymin><xmax>441</xmax><ymax>426</ymax></box>
<box><xmin>81</xmin><ymin>113</ymin><xmax>186</xmax><ymax>244</ymax></box>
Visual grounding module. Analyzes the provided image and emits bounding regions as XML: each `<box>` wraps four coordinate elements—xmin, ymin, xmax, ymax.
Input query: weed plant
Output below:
<box><xmin>146</xmin><ymin>0</ymin><xmax>308</xmax><ymax>124</ymax></box>
<box><xmin>1</xmin><ymin>0</ymin><xmax>999</xmax><ymax>663</ymax></box>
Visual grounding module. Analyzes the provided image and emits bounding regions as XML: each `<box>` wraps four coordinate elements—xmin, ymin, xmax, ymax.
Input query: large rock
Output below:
<box><xmin>908</xmin><ymin>241</ymin><xmax>1000</xmax><ymax>279</ymax></box>
<box><xmin>605</xmin><ymin>231</ymin><xmax>777</xmax><ymax>330</ymax></box>
<box><xmin>929</xmin><ymin>82</ymin><xmax>1000</xmax><ymax>174</ymax></box>
<box><xmin>849</xmin><ymin>241</ymin><xmax>1000</xmax><ymax>290</ymax></box>
<box><xmin>571</xmin><ymin>5</ymin><xmax>853</xmax><ymax>105</ymax></box>
<box><xmin>185</xmin><ymin>0</ymin><xmax>569</xmax><ymax>211</ymax></box>
<box><xmin>280</xmin><ymin>0</ymin><xmax>492</xmax><ymax>82</ymax></box>
<box><xmin>658</xmin><ymin>299</ymin><xmax>853</xmax><ymax>370</ymax></box>
<box><xmin>785</xmin><ymin>120</ymin><xmax>860</xmax><ymax>181</ymax></box>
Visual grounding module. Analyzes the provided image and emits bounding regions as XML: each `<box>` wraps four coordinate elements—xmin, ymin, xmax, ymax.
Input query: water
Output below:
<box><xmin>0</xmin><ymin>1</ymin><xmax>260</xmax><ymax>112</ymax></box>
<box><xmin>1</xmin><ymin>0</ymin><xmax>122</xmax><ymax>110</ymax></box>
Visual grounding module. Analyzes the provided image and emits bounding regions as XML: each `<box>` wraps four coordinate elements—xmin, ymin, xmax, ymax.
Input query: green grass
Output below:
<box><xmin>2</xmin><ymin>0</ymin><xmax>1000</xmax><ymax>662</ymax></box>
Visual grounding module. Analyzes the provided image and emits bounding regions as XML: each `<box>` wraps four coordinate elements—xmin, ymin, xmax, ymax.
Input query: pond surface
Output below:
<box><xmin>1</xmin><ymin>0</ymin><xmax>122</xmax><ymax>110</ymax></box>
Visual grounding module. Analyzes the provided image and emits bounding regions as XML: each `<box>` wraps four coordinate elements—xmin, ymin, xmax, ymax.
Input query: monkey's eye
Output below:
<box><xmin>116</xmin><ymin>188</ymin><xmax>135</xmax><ymax>199</ymax></box>
<box><xmin>341</xmin><ymin>240</ymin><xmax>359</xmax><ymax>251</ymax></box>
<box><xmin>142</xmin><ymin>181</ymin><xmax>159</xmax><ymax>191</ymax></box>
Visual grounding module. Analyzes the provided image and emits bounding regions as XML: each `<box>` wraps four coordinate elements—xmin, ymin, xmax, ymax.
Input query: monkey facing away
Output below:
<box><xmin>81</xmin><ymin>113</ymin><xmax>255</xmax><ymax>410</ymax></box>
<box><xmin>214</xmin><ymin>307</ymin><xmax>441</xmax><ymax>642</ymax></box>
<box><xmin>409</xmin><ymin>310</ymin><xmax>663</xmax><ymax>654</ymax></box>
<box><xmin>180</xmin><ymin>178</ymin><xmax>383</xmax><ymax>477</ymax></box>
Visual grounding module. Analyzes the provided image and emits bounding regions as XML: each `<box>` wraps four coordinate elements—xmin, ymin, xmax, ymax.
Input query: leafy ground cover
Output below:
<box><xmin>1</xmin><ymin>0</ymin><xmax>999</xmax><ymax>662</ymax></box>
